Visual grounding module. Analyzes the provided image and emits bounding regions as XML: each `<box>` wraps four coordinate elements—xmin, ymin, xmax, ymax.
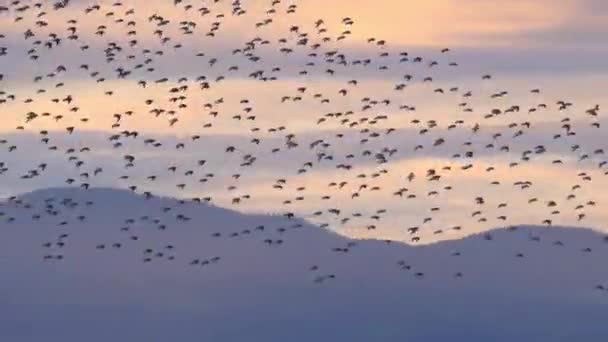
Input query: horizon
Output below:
<box><xmin>7</xmin><ymin>185</ymin><xmax>607</xmax><ymax>245</ymax></box>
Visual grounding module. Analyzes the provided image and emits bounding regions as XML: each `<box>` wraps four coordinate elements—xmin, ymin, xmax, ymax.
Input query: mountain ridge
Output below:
<box><xmin>1</xmin><ymin>186</ymin><xmax>608</xmax><ymax>341</ymax></box>
<box><xmin>10</xmin><ymin>186</ymin><xmax>607</xmax><ymax>246</ymax></box>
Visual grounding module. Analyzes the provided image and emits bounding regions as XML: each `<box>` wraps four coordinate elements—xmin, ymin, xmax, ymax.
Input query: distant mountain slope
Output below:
<box><xmin>1</xmin><ymin>187</ymin><xmax>607</xmax><ymax>342</ymax></box>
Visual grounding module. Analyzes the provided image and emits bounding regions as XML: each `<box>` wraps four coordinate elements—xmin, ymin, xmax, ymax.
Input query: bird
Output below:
<box><xmin>0</xmin><ymin>0</ymin><xmax>604</xmax><ymax>297</ymax></box>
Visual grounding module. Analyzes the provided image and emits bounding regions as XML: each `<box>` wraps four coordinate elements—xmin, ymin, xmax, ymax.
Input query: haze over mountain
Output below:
<box><xmin>1</xmin><ymin>187</ymin><xmax>607</xmax><ymax>342</ymax></box>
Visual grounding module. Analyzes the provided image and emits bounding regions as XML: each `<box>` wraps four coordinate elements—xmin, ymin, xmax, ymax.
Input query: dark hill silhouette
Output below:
<box><xmin>1</xmin><ymin>187</ymin><xmax>607</xmax><ymax>342</ymax></box>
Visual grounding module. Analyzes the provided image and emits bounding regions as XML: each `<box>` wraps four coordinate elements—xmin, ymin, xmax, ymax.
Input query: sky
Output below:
<box><xmin>0</xmin><ymin>0</ymin><xmax>607</xmax><ymax>243</ymax></box>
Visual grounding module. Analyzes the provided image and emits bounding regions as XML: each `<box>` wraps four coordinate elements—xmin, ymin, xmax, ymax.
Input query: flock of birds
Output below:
<box><xmin>0</xmin><ymin>0</ymin><xmax>607</xmax><ymax>290</ymax></box>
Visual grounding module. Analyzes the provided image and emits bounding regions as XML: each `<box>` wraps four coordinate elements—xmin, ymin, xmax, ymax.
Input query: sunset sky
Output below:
<box><xmin>0</xmin><ymin>0</ymin><xmax>607</xmax><ymax>243</ymax></box>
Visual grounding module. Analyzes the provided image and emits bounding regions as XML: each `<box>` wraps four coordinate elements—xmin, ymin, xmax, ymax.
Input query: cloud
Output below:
<box><xmin>1</xmin><ymin>0</ymin><xmax>607</xmax><ymax>244</ymax></box>
<box><xmin>0</xmin><ymin>122</ymin><xmax>606</xmax><ymax>244</ymax></box>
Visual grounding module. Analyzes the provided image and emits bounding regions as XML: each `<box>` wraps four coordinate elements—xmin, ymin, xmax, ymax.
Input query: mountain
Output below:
<box><xmin>1</xmin><ymin>187</ymin><xmax>607</xmax><ymax>342</ymax></box>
